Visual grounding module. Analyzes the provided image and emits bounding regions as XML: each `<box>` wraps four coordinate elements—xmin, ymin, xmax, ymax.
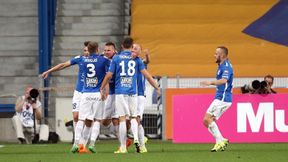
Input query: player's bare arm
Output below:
<box><xmin>200</xmin><ymin>78</ymin><xmax>227</xmax><ymax>87</ymax></box>
<box><xmin>141</xmin><ymin>69</ymin><xmax>161</xmax><ymax>96</ymax></box>
<box><xmin>100</xmin><ymin>72</ymin><xmax>113</xmax><ymax>100</ymax></box>
<box><xmin>41</xmin><ymin>61</ymin><xmax>71</xmax><ymax>79</ymax></box>
<box><xmin>103</xmin><ymin>83</ymin><xmax>110</xmax><ymax>100</ymax></box>
<box><xmin>143</xmin><ymin>49</ymin><xmax>150</xmax><ymax>64</ymax></box>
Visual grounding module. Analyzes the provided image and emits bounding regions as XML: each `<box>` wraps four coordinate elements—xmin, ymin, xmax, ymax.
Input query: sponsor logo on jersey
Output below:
<box><xmin>120</xmin><ymin>77</ymin><xmax>132</xmax><ymax>87</ymax></box>
<box><xmin>86</xmin><ymin>77</ymin><xmax>98</xmax><ymax>87</ymax></box>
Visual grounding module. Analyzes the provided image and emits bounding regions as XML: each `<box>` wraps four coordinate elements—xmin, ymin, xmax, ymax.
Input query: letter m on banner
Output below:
<box><xmin>237</xmin><ymin>103</ymin><xmax>274</xmax><ymax>133</ymax></box>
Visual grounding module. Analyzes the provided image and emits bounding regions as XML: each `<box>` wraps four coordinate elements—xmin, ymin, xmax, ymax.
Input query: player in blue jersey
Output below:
<box><xmin>71</xmin><ymin>41</ymin><xmax>110</xmax><ymax>153</ymax></box>
<box><xmin>101</xmin><ymin>42</ymin><xmax>118</xmax><ymax>131</ymax></box>
<box><xmin>100</xmin><ymin>42</ymin><xmax>134</xmax><ymax>146</ymax></box>
<box><xmin>131</xmin><ymin>43</ymin><xmax>150</xmax><ymax>153</ymax></box>
<box><xmin>200</xmin><ymin>46</ymin><xmax>233</xmax><ymax>152</ymax></box>
<box><xmin>41</xmin><ymin>41</ymin><xmax>90</xmax><ymax>134</ymax></box>
<box><xmin>100</xmin><ymin>37</ymin><xmax>161</xmax><ymax>153</ymax></box>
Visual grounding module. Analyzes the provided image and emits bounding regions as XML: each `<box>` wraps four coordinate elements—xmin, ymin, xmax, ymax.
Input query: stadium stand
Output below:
<box><xmin>0</xmin><ymin>0</ymin><xmax>39</xmax><ymax>98</ymax></box>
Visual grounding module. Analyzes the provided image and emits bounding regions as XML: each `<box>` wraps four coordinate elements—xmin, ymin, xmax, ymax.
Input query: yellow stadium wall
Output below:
<box><xmin>131</xmin><ymin>0</ymin><xmax>288</xmax><ymax>77</ymax></box>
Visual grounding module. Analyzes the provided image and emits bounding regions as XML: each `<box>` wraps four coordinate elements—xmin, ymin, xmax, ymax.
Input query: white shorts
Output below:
<box><xmin>137</xmin><ymin>96</ymin><xmax>145</xmax><ymax>120</ymax></box>
<box><xmin>115</xmin><ymin>94</ymin><xmax>137</xmax><ymax>117</ymax></box>
<box><xmin>72</xmin><ymin>90</ymin><xmax>82</xmax><ymax>112</ymax></box>
<box><xmin>206</xmin><ymin>99</ymin><xmax>232</xmax><ymax>120</ymax></box>
<box><xmin>103</xmin><ymin>94</ymin><xmax>118</xmax><ymax>119</ymax></box>
<box><xmin>79</xmin><ymin>92</ymin><xmax>104</xmax><ymax>121</ymax></box>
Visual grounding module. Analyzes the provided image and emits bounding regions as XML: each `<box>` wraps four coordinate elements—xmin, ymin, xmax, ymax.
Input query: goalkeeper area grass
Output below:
<box><xmin>0</xmin><ymin>140</ymin><xmax>287</xmax><ymax>162</ymax></box>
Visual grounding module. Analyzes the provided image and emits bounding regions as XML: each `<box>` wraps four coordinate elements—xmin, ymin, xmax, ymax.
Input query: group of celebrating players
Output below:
<box><xmin>41</xmin><ymin>37</ymin><xmax>161</xmax><ymax>154</ymax></box>
<box><xmin>41</xmin><ymin>36</ymin><xmax>234</xmax><ymax>153</ymax></box>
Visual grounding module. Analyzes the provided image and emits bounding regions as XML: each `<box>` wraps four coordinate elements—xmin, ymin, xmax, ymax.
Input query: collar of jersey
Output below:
<box><xmin>219</xmin><ymin>59</ymin><xmax>229</xmax><ymax>66</ymax></box>
<box><xmin>120</xmin><ymin>50</ymin><xmax>131</xmax><ymax>55</ymax></box>
<box><xmin>89</xmin><ymin>53</ymin><xmax>99</xmax><ymax>56</ymax></box>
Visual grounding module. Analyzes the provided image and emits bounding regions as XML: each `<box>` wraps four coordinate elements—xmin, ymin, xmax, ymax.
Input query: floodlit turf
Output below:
<box><xmin>0</xmin><ymin>140</ymin><xmax>287</xmax><ymax>162</ymax></box>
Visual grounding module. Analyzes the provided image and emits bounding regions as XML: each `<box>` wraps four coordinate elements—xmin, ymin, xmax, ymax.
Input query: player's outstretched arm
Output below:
<box><xmin>41</xmin><ymin>61</ymin><xmax>71</xmax><ymax>79</ymax></box>
<box><xmin>200</xmin><ymin>78</ymin><xmax>227</xmax><ymax>87</ymax></box>
<box><xmin>100</xmin><ymin>72</ymin><xmax>113</xmax><ymax>100</ymax></box>
<box><xmin>141</xmin><ymin>69</ymin><xmax>161</xmax><ymax>96</ymax></box>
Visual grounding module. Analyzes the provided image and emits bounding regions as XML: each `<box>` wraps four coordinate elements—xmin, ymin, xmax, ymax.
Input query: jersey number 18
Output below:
<box><xmin>119</xmin><ymin>60</ymin><xmax>136</xmax><ymax>76</ymax></box>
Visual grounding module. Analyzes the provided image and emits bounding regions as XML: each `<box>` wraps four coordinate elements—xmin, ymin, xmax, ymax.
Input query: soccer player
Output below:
<box><xmin>100</xmin><ymin>42</ymin><xmax>134</xmax><ymax>148</ymax></box>
<box><xmin>71</xmin><ymin>41</ymin><xmax>110</xmax><ymax>153</ymax></box>
<box><xmin>41</xmin><ymin>41</ymin><xmax>90</xmax><ymax>135</ymax></box>
<box><xmin>100</xmin><ymin>37</ymin><xmax>160</xmax><ymax>153</ymax></box>
<box><xmin>101</xmin><ymin>42</ymin><xmax>119</xmax><ymax>134</ymax></box>
<box><xmin>131</xmin><ymin>43</ymin><xmax>150</xmax><ymax>153</ymax></box>
<box><xmin>200</xmin><ymin>46</ymin><xmax>233</xmax><ymax>152</ymax></box>
<box><xmin>101</xmin><ymin>42</ymin><xmax>132</xmax><ymax>149</ymax></box>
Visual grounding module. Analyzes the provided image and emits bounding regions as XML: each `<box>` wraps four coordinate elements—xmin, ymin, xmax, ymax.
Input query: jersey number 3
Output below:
<box><xmin>87</xmin><ymin>63</ymin><xmax>96</xmax><ymax>77</ymax></box>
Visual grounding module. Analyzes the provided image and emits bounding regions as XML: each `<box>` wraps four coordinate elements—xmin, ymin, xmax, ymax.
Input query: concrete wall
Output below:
<box><xmin>0</xmin><ymin>0</ymin><xmax>39</xmax><ymax>100</ymax></box>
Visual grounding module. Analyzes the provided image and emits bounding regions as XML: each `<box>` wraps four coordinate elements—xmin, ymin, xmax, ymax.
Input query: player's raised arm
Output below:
<box><xmin>143</xmin><ymin>49</ymin><xmax>150</xmax><ymax>64</ymax></box>
<box><xmin>140</xmin><ymin>69</ymin><xmax>161</xmax><ymax>96</ymax></box>
<box><xmin>41</xmin><ymin>61</ymin><xmax>71</xmax><ymax>79</ymax></box>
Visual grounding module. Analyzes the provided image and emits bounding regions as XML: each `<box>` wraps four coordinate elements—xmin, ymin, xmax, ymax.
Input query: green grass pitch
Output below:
<box><xmin>0</xmin><ymin>140</ymin><xmax>287</xmax><ymax>162</ymax></box>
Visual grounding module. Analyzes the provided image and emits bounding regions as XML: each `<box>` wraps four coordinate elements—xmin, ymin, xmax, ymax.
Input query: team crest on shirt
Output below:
<box><xmin>86</xmin><ymin>77</ymin><xmax>98</xmax><ymax>87</ymax></box>
<box><xmin>223</xmin><ymin>70</ymin><xmax>229</xmax><ymax>76</ymax></box>
<box><xmin>120</xmin><ymin>77</ymin><xmax>132</xmax><ymax>87</ymax></box>
<box><xmin>217</xmin><ymin>70</ymin><xmax>220</xmax><ymax>75</ymax></box>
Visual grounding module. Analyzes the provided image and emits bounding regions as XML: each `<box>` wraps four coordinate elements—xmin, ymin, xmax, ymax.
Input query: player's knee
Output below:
<box><xmin>203</xmin><ymin>117</ymin><xmax>209</xmax><ymax>127</ymax></box>
<box><xmin>112</xmin><ymin>118</ymin><xmax>119</xmax><ymax>126</ymax></box>
<box><xmin>136</xmin><ymin>116</ymin><xmax>141</xmax><ymax>124</ymax></box>
<box><xmin>126</xmin><ymin>120</ymin><xmax>131</xmax><ymax>129</ymax></box>
<box><xmin>119</xmin><ymin>116</ymin><xmax>126</xmax><ymax>122</ymax></box>
<box><xmin>85</xmin><ymin>119</ymin><xmax>93</xmax><ymax>127</ymax></box>
<box><xmin>102</xmin><ymin>119</ymin><xmax>111</xmax><ymax>126</ymax></box>
<box><xmin>73</xmin><ymin>114</ymin><xmax>78</xmax><ymax>122</ymax></box>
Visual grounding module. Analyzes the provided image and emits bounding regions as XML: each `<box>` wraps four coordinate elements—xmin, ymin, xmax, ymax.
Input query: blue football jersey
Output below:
<box><xmin>82</xmin><ymin>53</ymin><xmax>110</xmax><ymax>93</ymax></box>
<box><xmin>215</xmin><ymin>59</ymin><xmax>233</xmax><ymax>102</ymax></box>
<box><xmin>108</xmin><ymin>73</ymin><xmax>116</xmax><ymax>95</ymax></box>
<box><xmin>108</xmin><ymin>51</ymin><xmax>145</xmax><ymax>95</ymax></box>
<box><xmin>70</xmin><ymin>55</ymin><xmax>85</xmax><ymax>92</ymax></box>
<box><xmin>137</xmin><ymin>60</ymin><xmax>147</xmax><ymax>96</ymax></box>
<box><xmin>104</xmin><ymin>55</ymin><xmax>116</xmax><ymax>95</ymax></box>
